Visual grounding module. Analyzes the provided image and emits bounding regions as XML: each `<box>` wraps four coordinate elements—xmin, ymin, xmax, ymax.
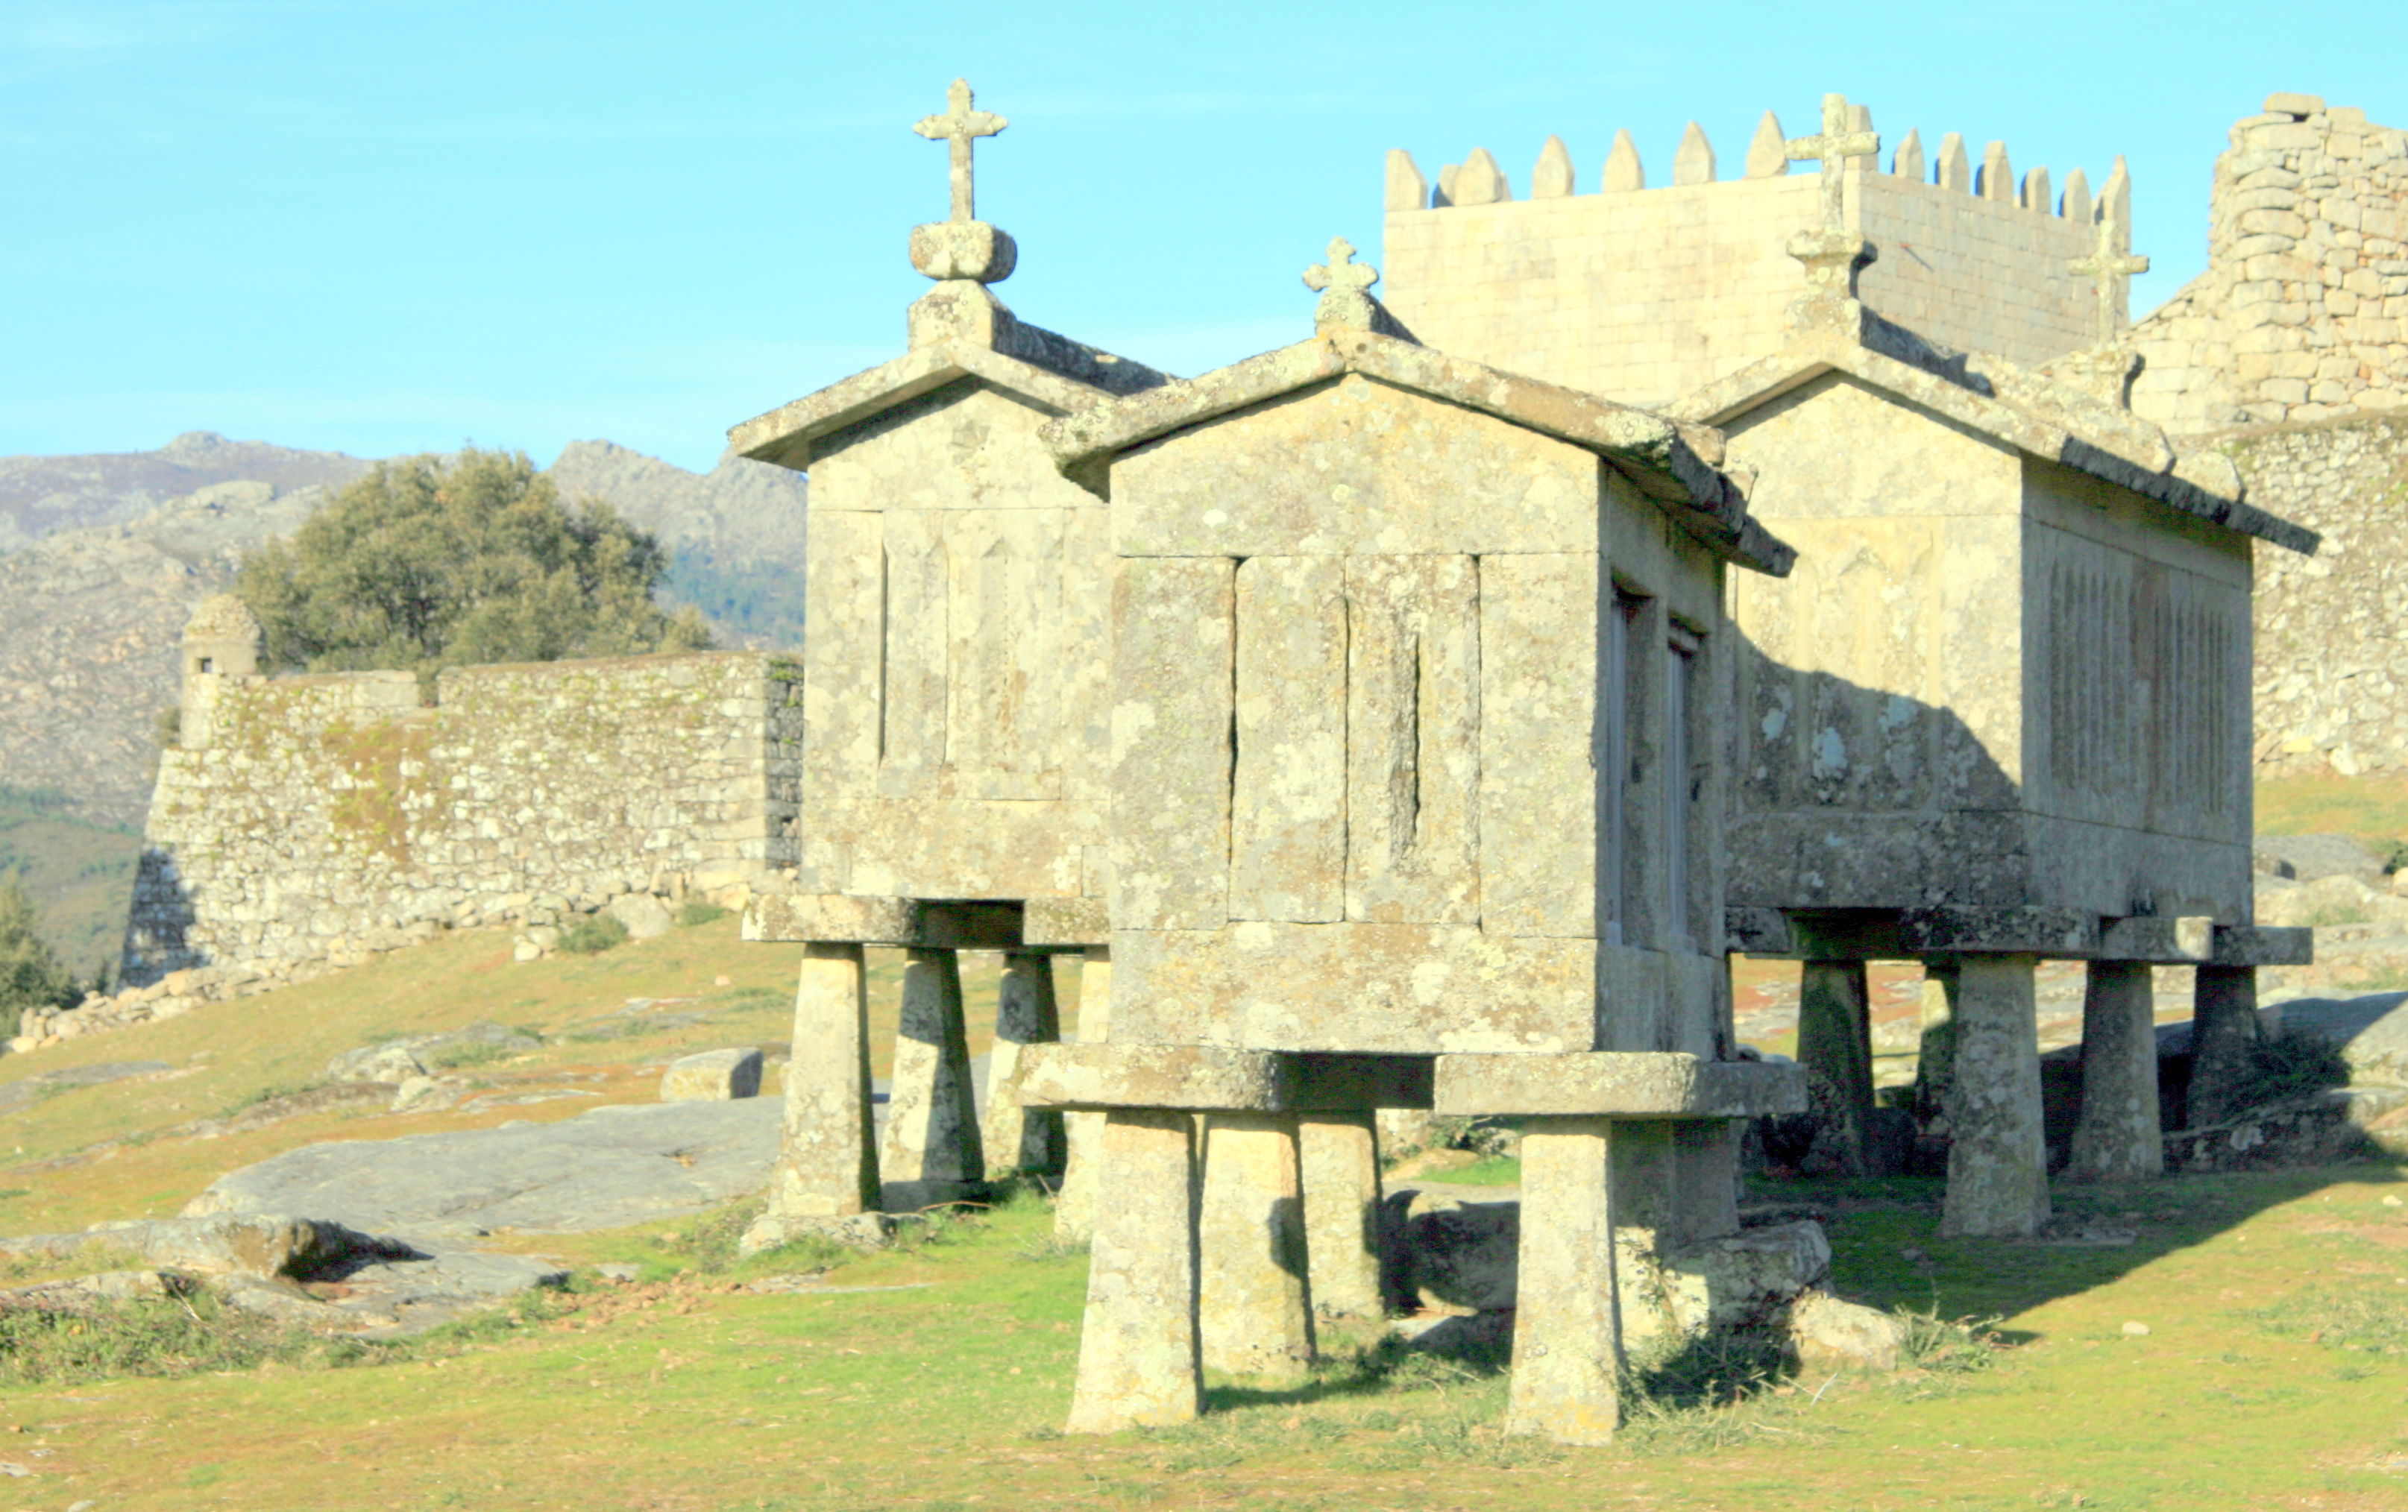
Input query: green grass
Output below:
<box><xmin>2257</xmin><ymin>774</ymin><xmax>2408</xmax><ymax>854</ymax></box>
<box><xmin>0</xmin><ymin>783</ymin><xmax>140</xmax><ymax>982</ymax></box>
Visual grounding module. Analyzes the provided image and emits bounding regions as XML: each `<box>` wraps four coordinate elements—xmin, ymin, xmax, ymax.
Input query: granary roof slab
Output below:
<box><xmin>1040</xmin><ymin>327</ymin><xmax>1796</xmax><ymax>576</ymax></box>
<box><xmin>1672</xmin><ymin>326</ymin><xmax>2320</xmax><ymax>555</ymax></box>
<box><xmin>729</xmin><ymin>327</ymin><xmax>1171</xmax><ymax>473</ymax></box>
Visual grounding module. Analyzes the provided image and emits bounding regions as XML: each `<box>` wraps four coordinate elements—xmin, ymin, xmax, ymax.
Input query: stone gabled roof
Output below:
<box><xmin>1670</xmin><ymin>323</ymin><xmax>2321</xmax><ymax>555</ymax></box>
<box><xmin>730</xmin><ymin>325</ymin><xmax>1171</xmax><ymax>472</ymax></box>
<box><xmin>1039</xmin><ymin>327</ymin><xmax>1796</xmax><ymax>576</ymax></box>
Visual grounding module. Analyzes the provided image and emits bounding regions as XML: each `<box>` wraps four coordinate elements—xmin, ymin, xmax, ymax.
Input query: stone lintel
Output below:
<box><xmin>1723</xmin><ymin>906</ymin><xmax>1794</xmax><ymax>955</ymax></box>
<box><xmin>1899</xmin><ymin>907</ymin><xmax>2099</xmax><ymax>957</ymax></box>
<box><xmin>1433</xmin><ymin>1053</ymin><xmax>1805</xmax><ymax>1118</ymax></box>
<box><xmin>1016</xmin><ymin>1045</ymin><xmax>1433</xmax><ymax>1112</ymax></box>
<box><xmin>2093</xmin><ymin>916</ymin><xmax>2214</xmax><ymax>964</ymax></box>
<box><xmin>2207</xmin><ymin>924</ymin><xmax>2314</xmax><ymax>968</ymax></box>
<box><xmin>1022</xmin><ymin>895</ymin><xmax>1109</xmax><ymax>948</ymax></box>
<box><xmin>743</xmin><ymin>893</ymin><xmax>1025</xmax><ymax>949</ymax></box>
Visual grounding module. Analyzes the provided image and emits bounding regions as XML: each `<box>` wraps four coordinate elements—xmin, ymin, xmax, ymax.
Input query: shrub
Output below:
<box><xmin>557</xmin><ymin>914</ymin><xmax>629</xmax><ymax>954</ymax></box>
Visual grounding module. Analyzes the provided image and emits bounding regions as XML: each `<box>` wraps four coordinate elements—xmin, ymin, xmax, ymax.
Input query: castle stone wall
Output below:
<box><xmin>2130</xmin><ymin>96</ymin><xmax>2408</xmax><ymax>434</ymax></box>
<box><xmin>124</xmin><ymin>651</ymin><xmax>802</xmax><ymax>984</ymax></box>
<box><xmin>2231</xmin><ymin>415</ymin><xmax>2408</xmax><ymax>779</ymax></box>
<box><xmin>1383</xmin><ymin>110</ymin><xmax>2106</xmax><ymax>408</ymax></box>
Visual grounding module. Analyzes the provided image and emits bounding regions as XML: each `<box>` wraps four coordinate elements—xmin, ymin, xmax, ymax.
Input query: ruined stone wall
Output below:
<box><xmin>124</xmin><ymin>651</ymin><xmax>802</xmax><ymax>985</ymax></box>
<box><xmin>2233</xmin><ymin>415</ymin><xmax>2408</xmax><ymax>778</ymax></box>
<box><xmin>2130</xmin><ymin>95</ymin><xmax>2408</xmax><ymax>434</ymax></box>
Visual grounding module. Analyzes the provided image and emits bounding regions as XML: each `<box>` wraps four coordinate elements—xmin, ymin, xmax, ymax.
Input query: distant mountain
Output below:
<box><xmin>0</xmin><ymin>434</ymin><xmax>809</xmax><ymax>832</ymax></box>
<box><xmin>0</xmin><ymin>431</ymin><xmax>372</xmax><ymax>552</ymax></box>
<box><xmin>546</xmin><ymin>440</ymin><xmax>811</xmax><ymax>649</ymax></box>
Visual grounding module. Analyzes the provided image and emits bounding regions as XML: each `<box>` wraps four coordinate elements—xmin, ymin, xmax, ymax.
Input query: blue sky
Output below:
<box><xmin>2</xmin><ymin>1</ymin><xmax>2402</xmax><ymax>473</ymax></box>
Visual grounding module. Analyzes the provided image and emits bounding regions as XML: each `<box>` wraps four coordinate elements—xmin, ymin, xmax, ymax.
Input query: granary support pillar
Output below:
<box><xmin>1912</xmin><ymin>960</ymin><xmax>1960</xmax><ymax>1127</ymax></box>
<box><xmin>1065</xmin><ymin>1109</ymin><xmax>1204</xmax><ymax>1433</ymax></box>
<box><xmin>879</xmin><ymin>947</ymin><xmax>986</xmax><ymax>1211</ymax></box>
<box><xmin>2188</xmin><ymin>964</ymin><xmax>2263</xmax><ymax>1128</ymax></box>
<box><xmin>1796</xmin><ymin>958</ymin><xmax>1876</xmax><ymax>1174</ymax></box>
<box><xmin>1506</xmin><ymin>1117</ymin><xmax>1624</xmax><ymax>1445</ymax></box>
<box><xmin>1297</xmin><ymin>1112</ymin><xmax>1385</xmax><ymax>1322</ymax></box>
<box><xmin>982</xmin><ymin>951</ymin><xmax>1066</xmax><ymax>1179</ymax></box>
<box><xmin>1053</xmin><ymin>945</ymin><xmax>1114</xmax><ymax>1240</ymax></box>
<box><xmin>2066</xmin><ymin>960</ymin><xmax>2163</xmax><ymax>1181</ymax></box>
<box><xmin>1939</xmin><ymin>954</ymin><xmax>2051</xmax><ymax>1238</ymax></box>
<box><xmin>744</xmin><ymin>942</ymin><xmax>884</xmax><ymax>1252</ymax></box>
<box><xmin>1197</xmin><ymin>1113</ymin><xmax>1316</xmax><ymax>1382</ymax></box>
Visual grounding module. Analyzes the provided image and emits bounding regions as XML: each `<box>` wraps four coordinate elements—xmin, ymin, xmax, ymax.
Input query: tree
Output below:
<box><xmin>235</xmin><ymin>448</ymin><xmax>710</xmax><ymax>678</ymax></box>
<box><xmin>0</xmin><ymin>872</ymin><xmax>74</xmax><ymax>1036</ymax></box>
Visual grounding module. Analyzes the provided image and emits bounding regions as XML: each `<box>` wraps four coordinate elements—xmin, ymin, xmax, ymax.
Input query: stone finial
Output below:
<box><xmin>2070</xmin><ymin>206</ymin><xmax>2149</xmax><ymax>342</ymax></box>
<box><xmin>1745</xmin><ymin>112</ymin><xmax>1788</xmax><ymax>177</ymax></box>
<box><xmin>1936</xmin><ymin>132</ymin><xmax>1971</xmax><ymax>192</ymax></box>
<box><xmin>908</xmin><ymin>79</ymin><xmax>1016</xmax><ymax>285</ymax></box>
<box><xmin>2022</xmin><ymin>166</ymin><xmax>2052</xmax><ymax>215</ymax></box>
<box><xmin>1892</xmin><ymin>127</ymin><xmax>1925</xmax><ymax>181</ymax></box>
<box><xmin>1386</xmin><ymin>149</ymin><xmax>1428</xmax><ymax>211</ymax></box>
<box><xmin>1673</xmin><ymin>122</ymin><xmax>1717</xmax><ymax>186</ymax></box>
<box><xmin>1784</xmin><ymin>92</ymin><xmax>1880</xmax><ymax>230</ymax></box>
<box><xmin>1436</xmin><ymin>163</ymin><xmax>1462</xmax><ymax>207</ymax></box>
<box><xmin>1844</xmin><ymin>103</ymin><xmax>1876</xmax><ymax>168</ymax></box>
<box><xmin>1452</xmin><ymin>148</ymin><xmax>1510</xmax><ymax>205</ymax></box>
<box><xmin>1978</xmin><ymin>141</ymin><xmax>2014</xmax><ymax>202</ymax></box>
<box><xmin>1532</xmin><ymin>136</ymin><xmax>1576</xmax><ymax>198</ymax></box>
<box><xmin>2060</xmin><ymin>166</ymin><xmax>2093</xmax><ymax>227</ymax></box>
<box><xmin>1602</xmin><ymin>129</ymin><xmax>1645</xmax><ymax>192</ymax></box>
<box><xmin>1304</xmin><ymin>237</ymin><xmax>1380</xmax><ymax>331</ymax></box>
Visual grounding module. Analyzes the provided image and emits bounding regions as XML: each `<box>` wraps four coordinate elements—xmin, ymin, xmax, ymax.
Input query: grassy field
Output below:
<box><xmin>0</xmin><ymin>916</ymin><xmax>1084</xmax><ymax>1236</ymax></box>
<box><xmin>2257</xmin><ymin>774</ymin><xmax>2408</xmax><ymax>856</ymax></box>
<box><xmin>0</xmin><ymin>1166</ymin><xmax>2401</xmax><ymax>1509</ymax></box>
<box><xmin>0</xmin><ymin>887</ymin><xmax>2403</xmax><ymax>1506</ymax></box>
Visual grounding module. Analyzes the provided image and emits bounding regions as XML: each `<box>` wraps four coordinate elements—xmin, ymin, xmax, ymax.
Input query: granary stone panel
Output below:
<box><xmin>1072</xmin><ymin>344</ymin><xmax>1767</xmax><ymax>1058</ymax></box>
<box><xmin>126</xmin><ymin>650</ymin><xmax>802</xmax><ymax>983</ymax></box>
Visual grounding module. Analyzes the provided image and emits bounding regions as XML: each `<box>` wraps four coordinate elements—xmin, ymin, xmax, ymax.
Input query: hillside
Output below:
<box><xmin>0</xmin><ymin>435</ymin><xmax>809</xmax><ymax>837</ymax></box>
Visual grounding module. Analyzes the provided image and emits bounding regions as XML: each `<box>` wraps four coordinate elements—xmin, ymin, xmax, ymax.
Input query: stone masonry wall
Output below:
<box><xmin>1383</xmin><ymin>101</ymin><xmax>2110</xmax><ymax>408</ymax></box>
<box><xmin>2229</xmin><ymin>415</ymin><xmax>2408</xmax><ymax>778</ymax></box>
<box><xmin>123</xmin><ymin>651</ymin><xmax>803</xmax><ymax>986</ymax></box>
<box><xmin>2131</xmin><ymin>94</ymin><xmax>2408</xmax><ymax>434</ymax></box>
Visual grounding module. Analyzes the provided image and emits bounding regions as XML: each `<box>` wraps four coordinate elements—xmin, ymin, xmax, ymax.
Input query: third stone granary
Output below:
<box><xmin>1379</xmin><ymin>93</ymin><xmax>2320</xmax><ymax>1239</ymax></box>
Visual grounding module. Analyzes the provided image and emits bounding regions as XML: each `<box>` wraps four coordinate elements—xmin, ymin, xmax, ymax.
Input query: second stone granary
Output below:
<box><xmin>1012</xmin><ymin>270</ymin><xmax>1804</xmax><ymax>1442</ymax></box>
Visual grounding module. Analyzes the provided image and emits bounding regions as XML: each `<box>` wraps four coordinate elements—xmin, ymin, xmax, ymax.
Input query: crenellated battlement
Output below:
<box><xmin>1380</xmin><ymin>98</ymin><xmax>2136</xmax><ymax>409</ymax></box>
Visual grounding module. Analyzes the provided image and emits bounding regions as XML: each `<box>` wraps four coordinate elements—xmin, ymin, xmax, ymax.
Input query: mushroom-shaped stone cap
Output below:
<box><xmin>184</xmin><ymin>593</ymin><xmax>263</xmax><ymax>643</ymax></box>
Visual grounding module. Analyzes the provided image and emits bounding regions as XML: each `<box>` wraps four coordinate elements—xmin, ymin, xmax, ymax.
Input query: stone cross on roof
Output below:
<box><xmin>2069</xmin><ymin>214</ymin><xmax>2150</xmax><ymax>343</ymax></box>
<box><xmin>1304</xmin><ymin>237</ymin><xmax>1380</xmax><ymax>330</ymax></box>
<box><xmin>914</xmin><ymin>78</ymin><xmax>1007</xmax><ymax>224</ymax></box>
<box><xmin>1785</xmin><ymin>92</ymin><xmax>1879</xmax><ymax>231</ymax></box>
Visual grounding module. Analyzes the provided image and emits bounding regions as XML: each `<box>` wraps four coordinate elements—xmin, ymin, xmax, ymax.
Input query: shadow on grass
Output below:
<box><xmin>1761</xmin><ymin>1157</ymin><xmax>2408</xmax><ymax>1330</ymax></box>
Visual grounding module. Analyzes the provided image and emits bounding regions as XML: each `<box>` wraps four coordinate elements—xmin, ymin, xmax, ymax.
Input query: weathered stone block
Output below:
<box><xmin>660</xmin><ymin>1048</ymin><xmax>764</xmax><ymax>1103</ymax></box>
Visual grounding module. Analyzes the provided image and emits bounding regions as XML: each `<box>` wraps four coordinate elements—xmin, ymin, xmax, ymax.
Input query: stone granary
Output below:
<box><xmin>1013</xmin><ymin>244</ymin><xmax>1804</xmax><ymax>1445</ymax></box>
<box><xmin>728</xmin><ymin>81</ymin><xmax>1169</xmax><ymax>1246</ymax></box>
<box><xmin>1374</xmin><ymin>94</ymin><xmax>2321</xmax><ymax>1235</ymax></box>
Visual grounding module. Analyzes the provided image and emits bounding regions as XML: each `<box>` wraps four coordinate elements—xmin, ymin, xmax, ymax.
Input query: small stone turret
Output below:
<box><xmin>179</xmin><ymin>594</ymin><xmax>263</xmax><ymax>748</ymax></box>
